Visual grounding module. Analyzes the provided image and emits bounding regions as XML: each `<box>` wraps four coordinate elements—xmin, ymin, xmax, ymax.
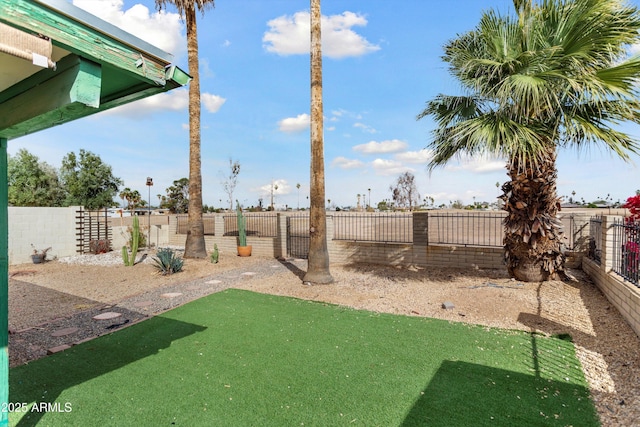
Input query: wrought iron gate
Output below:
<box><xmin>286</xmin><ymin>214</ymin><xmax>309</xmax><ymax>259</ymax></box>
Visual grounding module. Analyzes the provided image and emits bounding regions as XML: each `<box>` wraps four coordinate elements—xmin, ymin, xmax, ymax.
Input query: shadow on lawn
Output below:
<box><xmin>402</xmin><ymin>360</ymin><xmax>597</xmax><ymax>427</ymax></box>
<box><xmin>9</xmin><ymin>315</ymin><xmax>206</xmax><ymax>427</ymax></box>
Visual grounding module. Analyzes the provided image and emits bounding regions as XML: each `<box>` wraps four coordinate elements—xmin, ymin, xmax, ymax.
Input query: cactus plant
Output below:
<box><xmin>210</xmin><ymin>243</ymin><xmax>219</xmax><ymax>263</ymax></box>
<box><xmin>122</xmin><ymin>215</ymin><xmax>140</xmax><ymax>266</ymax></box>
<box><xmin>236</xmin><ymin>201</ymin><xmax>247</xmax><ymax>247</ymax></box>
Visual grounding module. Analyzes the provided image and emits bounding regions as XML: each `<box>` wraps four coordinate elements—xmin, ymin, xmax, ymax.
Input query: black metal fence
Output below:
<box><xmin>588</xmin><ymin>216</ymin><xmax>602</xmax><ymax>264</ymax></box>
<box><xmin>175</xmin><ymin>215</ymin><xmax>215</xmax><ymax>235</ymax></box>
<box><xmin>332</xmin><ymin>213</ymin><xmax>413</xmax><ymax>243</ymax></box>
<box><xmin>287</xmin><ymin>214</ymin><xmax>309</xmax><ymax>258</ymax></box>
<box><xmin>222</xmin><ymin>213</ymin><xmax>278</xmax><ymax>238</ymax></box>
<box><xmin>171</xmin><ymin>211</ymin><xmax>582</xmax><ymax>252</ymax></box>
<box><xmin>612</xmin><ymin>218</ymin><xmax>640</xmax><ymax>286</ymax></box>
<box><xmin>428</xmin><ymin>212</ymin><xmax>505</xmax><ymax>247</ymax></box>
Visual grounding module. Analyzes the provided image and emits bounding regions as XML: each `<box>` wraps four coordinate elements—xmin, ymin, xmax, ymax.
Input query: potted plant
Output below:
<box><xmin>236</xmin><ymin>201</ymin><xmax>252</xmax><ymax>256</ymax></box>
<box><xmin>31</xmin><ymin>244</ymin><xmax>51</xmax><ymax>264</ymax></box>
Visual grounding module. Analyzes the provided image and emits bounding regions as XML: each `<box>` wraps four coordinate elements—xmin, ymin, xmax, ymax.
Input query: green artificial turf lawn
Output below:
<box><xmin>9</xmin><ymin>289</ymin><xmax>599</xmax><ymax>426</ymax></box>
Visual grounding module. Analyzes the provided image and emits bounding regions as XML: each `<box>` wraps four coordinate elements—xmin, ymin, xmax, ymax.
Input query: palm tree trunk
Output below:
<box><xmin>303</xmin><ymin>0</ymin><xmax>333</xmax><ymax>284</ymax></box>
<box><xmin>184</xmin><ymin>3</ymin><xmax>206</xmax><ymax>258</ymax></box>
<box><xmin>502</xmin><ymin>146</ymin><xmax>565</xmax><ymax>281</ymax></box>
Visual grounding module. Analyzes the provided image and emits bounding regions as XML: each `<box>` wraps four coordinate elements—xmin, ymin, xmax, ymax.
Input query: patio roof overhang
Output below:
<box><xmin>0</xmin><ymin>0</ymin><xmax>191</xmax><ymax>140</ymax></box>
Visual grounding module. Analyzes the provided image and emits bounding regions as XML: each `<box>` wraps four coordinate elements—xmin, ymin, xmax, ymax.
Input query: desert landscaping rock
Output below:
<box><xmin>442</xmin><ymin>301</ymin><xmax>455</xmax><ymax>310</ymax></box>
<box><xmin>92</xmin><ymin>312</ymin><xmax>122</xmax><ymax>320</ymax></box>
<box><xmin>133</xmin><ymin>301</ymin><xmax>153</xmax><ymax>308</ymax></box>
<box><xmin>160</xmin><ymin>292</ymin><xmax>183</xmax><ymax>298</ymax></box>
<box><xmin>50</xmin><ymin>327</ymin><xmax>79</xmax><ymax>337</ymax></box>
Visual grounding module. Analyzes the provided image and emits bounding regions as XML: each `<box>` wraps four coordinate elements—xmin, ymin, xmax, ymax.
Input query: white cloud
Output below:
<box><xmin>202</xmin><ymin>93</ymin><xmax>226</xmax><ymax>113</ymax></box>
<box><xmin>73</xmin><ymin>0</ymin><xmax>185</xmax><ymax>57</ymax></box>
<box><xmin>371</xmin><ymin>159</ymin><xmax>413</xmax><ymax>176</ymax></box>
<box><xmin>263</xmin><ymin>11</ymin><xmax>380</xmax><ymax>59</ymax></box>
<box><xmin>102</xmin><ymin>88</ymin><xmax>187</xmax><ymax>116</ymax></box>
<box><xmin>395</xmin><ymin>149</ymin><xmax>433</xmax><ymax>164</ymax></box>
<box><xmin>331</xmin><ymin>157</ymin><xmax>364</xmax><ymax>169</ymax></box>
<box><xmin>353</xmin><ymin>122</ymin><xmax>377</xmax><ymax>134</ymax></box>
<box><xmin>353</xmin><ymin>139</ymin><xmax>408</xmax><ymax>154</ymax></box>
<box><xmin>255</xmin><ymin>179</ymin><xmax>291</xmax><ymax>196</ymax></box>
<box><xmin>102</xmin><ymin>88</ymin><xmax>224</xmax><ymax>117</ymax></box>
<box><xmin>278</xmin><ymin>114</ymin><xmax>310</xmax><ymax>133</ymax></box>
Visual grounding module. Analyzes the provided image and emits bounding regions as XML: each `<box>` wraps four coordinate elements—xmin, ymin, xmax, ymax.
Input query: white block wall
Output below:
<box><xmin>8</xmin><ymin>206</ymin><xmax>81</xmax><ymax>265</ymax></box>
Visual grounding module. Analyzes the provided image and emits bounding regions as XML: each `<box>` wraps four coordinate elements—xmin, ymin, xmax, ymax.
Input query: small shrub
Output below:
<box><xmin>89</xmin><ymin>239</ymin><xmax>110</xmax><ymax>254</ymax></box>
<box><xmin>152</xmin><ymin>248</ymin><xmax>184</xmax><ymax>275</ymax></box>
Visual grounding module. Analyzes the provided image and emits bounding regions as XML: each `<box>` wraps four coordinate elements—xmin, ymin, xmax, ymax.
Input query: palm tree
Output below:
<box><xmin>156</xmin><ymin>0</ymin><xmax>213</xmax><ymax>258</ymax></box>
<box><xmin>419</xmin><ymin>0</ymin><xmax>640</xmax><ymax>281</ymax></box>
<box><xmin>304</xmin><ymin>0</ymin><xmax>333</xmax><ymax>284</ymax></box>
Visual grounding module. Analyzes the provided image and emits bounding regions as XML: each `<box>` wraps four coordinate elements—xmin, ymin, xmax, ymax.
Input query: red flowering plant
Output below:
<box><xmin>621</xmin><ymin>195</ymin><xmax>640</xmax><ymax>279</ymax></box>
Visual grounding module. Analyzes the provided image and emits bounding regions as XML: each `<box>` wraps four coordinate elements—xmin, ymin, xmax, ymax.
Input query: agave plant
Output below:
<box><xmin>152</xmin><ymin>248</ymin><xmax>184</xmax><ymax>275</ymax></box>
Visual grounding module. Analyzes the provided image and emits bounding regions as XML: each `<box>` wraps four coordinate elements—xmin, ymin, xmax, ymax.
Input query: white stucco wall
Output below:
<box><xmin>8</xmin><ymin>206</ymin><xmax>81</xmax><ymax>265</ymax></box>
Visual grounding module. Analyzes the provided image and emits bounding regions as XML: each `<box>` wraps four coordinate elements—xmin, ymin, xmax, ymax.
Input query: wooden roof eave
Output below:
<box><xmin>0</xmin><ymin>0</ymin><xmax>191</xmax><ymax>140</ymax></box>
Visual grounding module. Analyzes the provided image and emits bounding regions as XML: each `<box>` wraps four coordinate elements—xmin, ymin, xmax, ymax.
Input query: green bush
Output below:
<box><xmin>152</xmin><ymin>248</ymin><xmax>184</xmax><ymax>275</ymax></box>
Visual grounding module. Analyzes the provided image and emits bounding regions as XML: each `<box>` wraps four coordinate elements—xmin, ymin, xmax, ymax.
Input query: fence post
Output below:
<box><xmin>213</xmin><ymin>213</ymin><xmax>225</xmax><ymax>251</ymax></box>
<box><xmin>601</xmin><ymin>215</ymin><xmax>622</xmax><ymax>273</ymax></box>
<box><xmin>275</xmin><ymin>213</ymin><xmax>287</xmax><ymax>258</ymax></box>
<box><xmin>412</xmin><ymin>211</ymin><xmax>428</xmax><ymax>266</ymax></box>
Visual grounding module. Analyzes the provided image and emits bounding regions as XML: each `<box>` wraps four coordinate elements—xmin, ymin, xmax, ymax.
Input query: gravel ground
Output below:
<box><xmin>7</xmin><ymin>250</ymin><xmax>640</xmax><ymax>427</ymax></box>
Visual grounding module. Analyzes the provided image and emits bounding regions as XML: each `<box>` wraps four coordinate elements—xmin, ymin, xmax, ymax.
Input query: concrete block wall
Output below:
<box><xmin>582</xmin><ymin>216</ymin><xmax>640</xmax><ymax>338</ymax></box>
<box><xmin>424</xmin><ymin>245</ymin><xmax>504</xmax><ymax>270</ymax></box>
<box><xmin>8</xmin><ymin>206</ymin><xmax>80</xmax><ymax>264</ymax></box>
<box><xmin>583</xmin><ymin>258</ymin><xmax>640</xmax><ymax>338</ymax></box>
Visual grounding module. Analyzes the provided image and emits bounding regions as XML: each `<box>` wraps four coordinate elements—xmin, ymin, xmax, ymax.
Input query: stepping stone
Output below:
<box><xmin>186</xmin><ymin>285</ymin><xmax>200</xmax><ymax>291</ymax></box>
<box><xmin>93</xmin><ymin>312</ymin><xmax>122</xmax><ymax>320</ymax></box>
<box><xmin>442</xmin><ymin>301</ymin><xmax>455</xmax><ymax>310</ymax></box>
<box><xmin>161</xmin><ymin>292</ymin><xmax>182</xmax><ymax>298</ymax></box>
<box><xmin>206</xmin><ymin>279</ymin><xmax>222</xmax><ymax>284</ymax></box>
<box><xmin>47</xmin><ymin>344</ymin><xmax>71</xmax><ymax>355</ymax></box>
<box><xmin>241</xmin><ymin>272</ymin><xmax>256</xmax><ymax>276</ymax></box>
<box><xmin>133</xmin><ymin>301</ymin><xmax>153</xmax><ymax>308</ymax></box>
<box><xmin>51</xmin><ymin>327</ymin><xmax>79</xmax><ymax>337</ymax></box>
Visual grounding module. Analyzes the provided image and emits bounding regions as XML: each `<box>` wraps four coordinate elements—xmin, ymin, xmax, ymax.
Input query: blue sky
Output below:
<box><xmin>8</xmin><ymin>0</ymin><xmax>640</xmax><ymax>209</ymax></box>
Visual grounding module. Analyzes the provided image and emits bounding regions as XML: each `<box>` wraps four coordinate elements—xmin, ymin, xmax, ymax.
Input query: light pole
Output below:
<box><xmin>146</xmin><ymin>177</ymin><xmax>153</xmax><ymax>249</ymax></box>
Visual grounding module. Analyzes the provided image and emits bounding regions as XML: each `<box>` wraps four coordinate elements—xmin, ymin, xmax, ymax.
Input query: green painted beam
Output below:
<box><xmin>0</xmin><ymin>0</ymin><xmax>168</xmax><ymax>87</ymax></box>
<box><xmin>0</xmin><ymin>137</ymin><xmax>8</xmax><ymax>427</ymax></box>
<box><xmin>0</xmin><ymin>55</ymin><xmax>101</xmax><ymax>132</ymax></box>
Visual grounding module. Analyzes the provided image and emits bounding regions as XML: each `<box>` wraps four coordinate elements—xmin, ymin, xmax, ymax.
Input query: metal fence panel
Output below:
<box><xmin>287</xmin><ymin>214</ymin><xmax>309</xmax><ymax>258</ymax></box>
<box><xmin>588</xmin><ymin>216</ymin><xmax>602</xmax><ymax>264</ymax></box>
<box><xmin>222</xmin><ymin>213</ymin><xmax>278</xmax><ymax>238</ymax></box>
<box><xmin>428</xmin><ymin>212</ymin><xmax>505</xmax><ymax>247</ymax></box>
<box><xmin>612</xmin><ymin>218</ymin><xmax>639</xmax><ymax>286</ymax></box>
<box><xmin>175</xmin><ymin>215</ymin><xmax>215</xmax><ymax>235</ymax></box>
<box><xmin>332</xmin><ymin>213</ymin><xmax>413</xmax><ymax>243</ymax></box>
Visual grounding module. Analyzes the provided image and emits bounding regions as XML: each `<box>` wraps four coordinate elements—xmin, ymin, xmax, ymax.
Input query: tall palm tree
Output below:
<box><xmin>419</xmin><ymin>0</ymin><xmax>640</xmax><ymax>281</ymax></box>
<box><xmin>303</xmin><ymin>0</ymin><xmax>333</xmax><ymax>284</ymax></box>
<box><xmin>156</xmin><ymin>0</ymin><xmax>212</xmax><ymax>258</ymax></box>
